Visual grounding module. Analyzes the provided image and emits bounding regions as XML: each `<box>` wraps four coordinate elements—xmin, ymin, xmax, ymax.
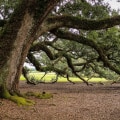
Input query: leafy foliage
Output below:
<box><xmin>25</xmin><ymin>0</ymin><xmax>120</xmax><ymax>83</ymax></box>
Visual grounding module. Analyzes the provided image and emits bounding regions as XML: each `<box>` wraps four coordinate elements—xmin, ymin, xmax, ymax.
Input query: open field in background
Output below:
<box><xmin>20</xmin><ymin>72</ymin><xmax>109</xmax><ymax>83</ymax></box>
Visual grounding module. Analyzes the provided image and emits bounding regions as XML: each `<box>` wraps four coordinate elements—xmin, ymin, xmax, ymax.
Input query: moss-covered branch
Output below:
<box><xmin>30</xmin><ymin>43</ymin><xmax>55</xmax><ymax>60</ymax></box>
<box><xmin>51</xmin><ymin>29</ymin><xmax>120</xmax><ymax>75</ymax></box>
<box><xmin>30</xmin><ymin>43</ymin><xmax>90</xmax><ymax>84</ymax></box>
<box><xmin>46</xmin><ymin>15</ymin><xmax>120</xmax><ymax>30</ymax></box>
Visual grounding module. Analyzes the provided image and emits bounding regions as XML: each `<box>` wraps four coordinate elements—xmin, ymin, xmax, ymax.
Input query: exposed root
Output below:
<box><xmin>1</xmin><ymin>87</ymin><xmax>35</xmax><ymax>106</ymax></box>
<box><xmin>1</xmin><ymin>85</ymin><xmax>52</xmax><ymax>106</ymax></box>
<box><xmin>9</xmin><ymin>96</ymin><xmax>35</xmax><ymax>106</ymax></box>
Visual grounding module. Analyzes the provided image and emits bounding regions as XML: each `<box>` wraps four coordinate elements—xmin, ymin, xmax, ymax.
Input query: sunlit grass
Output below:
<box><xmin>20</xmin><ymin>72</ymin><xmax>108</xmax><ymax>83</ymax></box>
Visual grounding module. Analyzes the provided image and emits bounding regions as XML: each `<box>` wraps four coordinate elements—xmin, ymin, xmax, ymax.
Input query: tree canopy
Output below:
<box><xmin>25</xmin><ymin>0</ymin><xmax>120</xmax><ymax>84</ymax></box>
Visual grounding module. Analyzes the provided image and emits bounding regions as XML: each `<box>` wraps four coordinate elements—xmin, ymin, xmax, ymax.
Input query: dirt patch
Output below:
<box><xmin>0</xmin><ymin>81</ymin><xmax>120</xmax><ymax>120</ymax></box>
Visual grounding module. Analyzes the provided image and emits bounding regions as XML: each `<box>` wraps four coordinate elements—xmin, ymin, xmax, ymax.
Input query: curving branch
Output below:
<box><xmin>22</xmin><ymin>67</ymin><xmax>36</xmax><ymax>85</ymax></box>
<box><xmin>30</xmin><ymin>43</ymin><xmax>55</xmax><ymax>60</ymax></box>
<box><xmin>66</xmin><ymin>74</ymin><xmax>75</xmax><ymax>84</ymax></box>
<box><xmin>46</xmin><ymin>15</ymin><xmax>120</xmax><ymax>31</ymax></box>
<box><xmin>51</xmin><ymin>73</ymin><xmax>59</xmax><ymax>83</ymax></box>
<box><xmin>27</xmin><ymin>51</ymin><xmax>77</xmax><ymax>84</ymax></box>
<box><xmin>29</xmin><ymin>45</ymin><xmax>90</xmax><ymax>84</ymax></box>
<box><xmin>51</xmin><ymin>29</ymin><xmax>120</xmax><ymax>75</ymax></box>
<box><xmin>62</xmin><ymin>52</ymin><xmax>89</xmax><ymax>85</ymax></box>
<box><xmin>30</xmin><ymin>39</ymin><xmax>94</xmax><ymax>85</ymax></box>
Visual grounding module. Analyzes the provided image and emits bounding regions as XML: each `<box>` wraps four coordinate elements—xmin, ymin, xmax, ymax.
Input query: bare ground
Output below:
<box><xmin>0</xmin><ymin>81</ymin><xmax>120</xmax><ymax>120</ymax></box>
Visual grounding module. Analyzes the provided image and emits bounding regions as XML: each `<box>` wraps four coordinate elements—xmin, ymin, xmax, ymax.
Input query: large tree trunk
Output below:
<box><xmin>0</xmin><ymin>0</ymin><xmax>60</xmax><ymax>104</ymax></box>
<box><xmin>0</xmin><ymin>0</ymin><xmax>30</xmax><ymax>96</ymax></box>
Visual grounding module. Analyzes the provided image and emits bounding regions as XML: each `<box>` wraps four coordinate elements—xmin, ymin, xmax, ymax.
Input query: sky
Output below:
<box><xmin>105</xmin><ymin>0</ymin><xmax>120</xmax><ymax>10</ymax></box>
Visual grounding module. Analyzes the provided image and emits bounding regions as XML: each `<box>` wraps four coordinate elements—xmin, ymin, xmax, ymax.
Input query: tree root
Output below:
<box><xmin>1</xmin><ymin>88</ymin><xmax>35</xmax><ymax>106</ymax></box>
<box><xmin>9</xmin><ymin>96</ymin><xmax>35</xmax><ymax>106</ymax></box>
<box><xmin>1</xmin><ymin>86</ymin><xmax>52</xmax><ymax>105</ymax></box>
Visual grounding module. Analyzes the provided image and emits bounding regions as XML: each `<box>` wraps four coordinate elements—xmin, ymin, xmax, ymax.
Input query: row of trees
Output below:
<box><xmin>0</xmin><ymin>0</ymin><xmax>120</xmax><ymax>104</ymax></box>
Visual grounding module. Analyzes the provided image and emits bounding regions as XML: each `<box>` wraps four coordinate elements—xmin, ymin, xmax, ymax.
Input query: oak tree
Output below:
<box><xmin>0</xmin><ymin>0</ymin><xmax>120</xmax><ymax>104</ymax></box>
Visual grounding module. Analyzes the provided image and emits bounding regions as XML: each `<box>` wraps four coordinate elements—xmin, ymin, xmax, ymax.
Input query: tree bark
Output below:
<box><xmin>0</xmin><ymin>0</ymin><xmax>31</xmax><ymax>95</ymax></box>
<box><xmin>0</xmin><ymin>0</ymin><xmax>60</xmax><ymax>102</ymax></box>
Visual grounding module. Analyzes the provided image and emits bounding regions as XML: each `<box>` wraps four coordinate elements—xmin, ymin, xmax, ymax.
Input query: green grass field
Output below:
<box><xmin>20</xmin><ymin>72</ymin><xmax>108</xmax><ymax>83</ymax></box>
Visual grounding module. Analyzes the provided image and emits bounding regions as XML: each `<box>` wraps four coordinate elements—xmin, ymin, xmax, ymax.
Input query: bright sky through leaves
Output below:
<box><xmin>105</xmin><ymin>0</ymin><xmax>120</xmax><ymax>10</ymax></box>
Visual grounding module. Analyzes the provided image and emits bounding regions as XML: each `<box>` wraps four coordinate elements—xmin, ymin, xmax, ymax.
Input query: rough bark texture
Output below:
<box><xmin>47</xmin><ymin>15</ymin><xmax>120</xmax><ymax>30</ymax></box>
<box><xmin>12</xmin><ymin>0</ymin><xmax>61</xmax><ymax>92</ymax></box>
<box><xmin>0</xmin><ymin>0</ymin><xmax>29</xmax><ymax>92</ymax></box>
<box><xmin>9</xmin><ymin>10</ymin><xmax>33</xmax><ymax>92</ymax></box>
<box><xmin>0</xmin><ymin>0</ymin><xmax>61</xmax><ymax>100</ymax></box>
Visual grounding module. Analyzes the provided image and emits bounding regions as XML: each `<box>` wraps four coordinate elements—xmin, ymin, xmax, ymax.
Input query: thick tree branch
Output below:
<box><xmin>63</xmin><ymin>53</ymin><xmax>89</xmax><ymax>85</ymax></box>
<box><xmin>22</xmin><ymin>67</ymin><xmax>36</xmax><ymax>85</ymax></box>
<box><xmin>27</xmin><ymin>52</ymin><xmax>76</xmax><ymax>84</ymax></box>
<box><xmin>30</xmin><ymin>43</ymin><xmax>55</xmax><ymax>60</ymax></box>
<box><xmin>30</xmin><ymin>39</ymin><xmax>93</xmax><ymax>85</ymax></box>
<box><xmin>46</xmin><ymin>15</ymin><xmax>120</xmax><ymax>30</ymax></box>
<box><xmin>51</xmin><ymin>29</ymin><xmax>120</xmax><ymax>75</ymax></box>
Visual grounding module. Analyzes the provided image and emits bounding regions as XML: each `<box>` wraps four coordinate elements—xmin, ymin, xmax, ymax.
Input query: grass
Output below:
<box><xmin>20</xmin><ymin>72</ymin><xmax>109</xmax><ymax>83</ymax></box>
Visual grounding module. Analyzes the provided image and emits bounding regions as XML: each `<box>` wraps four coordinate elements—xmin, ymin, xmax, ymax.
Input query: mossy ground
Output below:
<box><xmin>1</xmin><ymin>85</ymin><xmax>52</xmax><ymax>106</ymax></box>
<box><xmin>25</xmin><ymin>91</ymin><xmax>53</xmax><ymax>99</ymax></box>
